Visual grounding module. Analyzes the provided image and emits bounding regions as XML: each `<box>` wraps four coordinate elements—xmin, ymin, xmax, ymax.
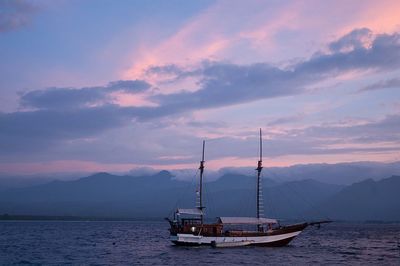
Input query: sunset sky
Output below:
<box><xmin>1</xmin><ymin>0</ymin><xmax>400</xmax><ymax>175</ymax></box>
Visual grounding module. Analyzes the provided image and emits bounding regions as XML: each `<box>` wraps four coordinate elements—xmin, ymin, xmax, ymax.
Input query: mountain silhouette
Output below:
<box><xmin>0</xmin><ymin>172</ymin><xmax>399</xmax><ymax>221</ymax></box>
<box><xmin>316</xmin><ymin>175</ymin><xmax>400</xmax><ymax>221</ymax></box>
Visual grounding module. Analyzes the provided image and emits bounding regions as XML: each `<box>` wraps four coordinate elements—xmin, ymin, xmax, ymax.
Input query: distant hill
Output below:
<box><xmin>0</xmin><ymin>172</ymin><xmax>85</xmax><ymax>191</ymax></box>
<box><xmin>0</xmin><ymin>171</ymin><xmax>338</xmax><ymax>219</ymax></box>
<box><xmin>206</xmin><ymin>173</ymin><xmax>277</xmax><ymax>192</ymax></box>
<box><xmin>0</xmin><ymin>176</ymin><xmax>53</xmax><ymax>191</ymax></box>
<box><xmin>204</xmin><ymin>178</ymin><xmax>343</xmax><ymax>219</ymax></box>
<box><xmin>316</xmin><ymin>175</ymin><xmax>400</xmax><ymax>221</ymax></box>
<box><xmin>0</xmin><ymin>171</ymin><xmax>399</xmax><ymax>221</ymax></box>
<box><xmin>0</xmin><ymin>171</ymin><xmax>191</xmax><ymax>218</ymax></box>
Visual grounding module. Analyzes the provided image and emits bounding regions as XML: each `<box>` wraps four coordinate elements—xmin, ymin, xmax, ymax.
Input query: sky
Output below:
<box><xmin>1</xmin><ymin>0</ymin><xmax>400</xmax><ymax>175</ymax></box>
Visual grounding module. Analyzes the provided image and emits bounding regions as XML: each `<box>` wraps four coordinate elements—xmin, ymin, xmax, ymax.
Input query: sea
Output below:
<box><xmin>0</xmin><ymin>221</ymin><xmax>399</xmax><ymax>265</ymax></box>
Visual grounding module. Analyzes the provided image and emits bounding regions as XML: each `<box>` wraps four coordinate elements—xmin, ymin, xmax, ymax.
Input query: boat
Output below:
<box><xmin>166</xmin><ymin>129</ymin><xmax>330</xmax><ymax>247</ymax></box>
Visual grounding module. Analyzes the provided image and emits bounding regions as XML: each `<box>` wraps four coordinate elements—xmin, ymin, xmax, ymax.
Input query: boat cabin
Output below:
<box><xmin>168</xmin><ymin>208</ymin><xmax>224</xmax><ymax>236</ymax></box>
<box><xmin>168</xmin><ymin>208</ymin><xmax>279</xmax><ymax>237</ymax></box>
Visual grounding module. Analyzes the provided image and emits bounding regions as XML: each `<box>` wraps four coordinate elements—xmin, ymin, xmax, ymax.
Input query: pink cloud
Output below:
<box><xmin>1</xmin><ymin>148</ymin><xmax>398</xmax><ymax>175</ymax></box>
<box><xmin>122</xmin><ymin>0</ymin><xmax>299</xmax><ymax>83</ymax></box>
<box><xmin>0</xmin><ymin>160</ymin><xmax>139</xmax><ymax>175</ymax></box>
<box><xmin>109</xmin><ymin>91</ymin><xmax>158</xmax><ymax>107</ymax></box>
<box><xmin>122</xmin><ymin>3</ymin><xmax>230</xmax><ymax>81</ymax></box>
<box><xmin>337</xmin><ymin>0</ymin><xmax>400</xmax><ymax>35</ymax></box>
<box><xmin>267</xmin><ymin>152</ymin><xmax>399</xmax><ymax>167</ymax></box>
<box><xmin>121</xmin><ymin>0</ymin><xmax>400</xmax><ymax>82</ymax></box>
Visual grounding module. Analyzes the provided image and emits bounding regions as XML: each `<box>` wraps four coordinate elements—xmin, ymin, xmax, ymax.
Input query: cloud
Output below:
<box><xmin>0</xmin><ymin>104</ymin><xmax>138</xmax><ymax>155</ymax></box>
<box><xmin>16</xmin><ymin>29</ymin><xmax>400</xmax><ymax>117</ymax></box>
<box><xmin>125</xmin><ymin>0</ymin><xmax>400</xmax><ymax>81</ymax></box>
<box><xmin>268</xmin><ymin>114</ymin><xmax>400</xmax><ymax>158</ymax></box>
<box><xmin>329</xmin><ymin>28</ymin><xmax>373</xmax><ymax>53</ymax></box>
<box><xmin>20</xmin><ymin>87</ymin><xmax>106</xmax><ymax>110</ymax></box>
<box><xmin>150</xmin><ymin>30</ymin><xmax>400</xmax><ymax>114</ymax></box>
<box><xmin>145</xmin><ymin>64</ymin><xmax>185</xmax><ymax>77</ymax></box>
<box><xmin>1</xmin><ymin>110</ymin><xmax>399</xmax><ymax>169</ymax></box>
<box><xmin>19</xmin><ymin>80</ymin><xmax>151</xmax><ymax>110</ymax></box>
<box><xmin>295</xmin><ymin>31</ymin><xmax>400</xmax><ymax>76</ymax></box>
<box><xmin>153</xmin><ymin>61</ymin><xmax>302</xmax><ymax>112</ymax></box>
<box><xmin>224</xmin><ymin>114</ymin><xmax>400</xmax><ymax>159</ymax></box>
<box><xmin>267</xmin><ymin>114</ymin><xmax>304</xmax><ymax>126</ymax></box>
<box><xmin>107</xmin><ymin>80</ymin><xmax>151</xmax><ymax>93</ymax></box>
<box><xmin>2</xmin><ymin>29</ymin><xmax>400</xmax><ymax>164</ymax></box>
<box><xmin>0</xmin><ymin>0</ymin><xmax>38</xmax><ymax>32</ymax></box>
<box><xmin>359</xmin><ymin>77</ymin><xmax>400</xmax><ymax>92</ymax></box>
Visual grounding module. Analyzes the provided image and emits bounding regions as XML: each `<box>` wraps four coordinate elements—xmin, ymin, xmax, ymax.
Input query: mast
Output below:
<box><xmin>256</xmin><ymin>128</ymin><xmax>263</xmax><ymax>220</ymax></box>
<box><xmin>199</xmin><ymin>140</ymin><xmax>205</xmax><ymax>224</ymax></box>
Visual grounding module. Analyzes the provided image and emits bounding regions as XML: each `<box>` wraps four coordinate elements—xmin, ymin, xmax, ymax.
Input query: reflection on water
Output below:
<box><xmin>0</xmin><ymin>221</ymin><xmax>399</xmax><ymax>265</ymax></box>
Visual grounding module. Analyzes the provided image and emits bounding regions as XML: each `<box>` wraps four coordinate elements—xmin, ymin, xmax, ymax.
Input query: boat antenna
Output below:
<box><xmin>199</xmin><ymin>140</ymin><xmax>205</xmax><ymax>224</ymax></box>
<box><xmin>256</xmin><ymin>128</ymin><xmax>263</xmax><ymax>221</ymax></box>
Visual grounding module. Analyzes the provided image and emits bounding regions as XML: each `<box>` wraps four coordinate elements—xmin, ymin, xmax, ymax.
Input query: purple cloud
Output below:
<box><xmin>359</xmin><ymin>78</ymin><xmax>400</xmax><ymax>92</ymax></box>
<box><xmin>1</xmin><ymin>29</ymin><xmax>400</xmax><ymax>163</ymax></box>
<box><xmin>0</xmin><ymin>0</ymin><xmax>38</xmax><ymax>33</ymax></box>
<box><xmin>19</xmin><ymin>80</ymin><xmax>151</xmax><ymax>110</ymax></box>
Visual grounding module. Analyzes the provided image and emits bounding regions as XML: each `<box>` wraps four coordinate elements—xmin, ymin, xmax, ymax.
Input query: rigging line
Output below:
<box><xmin>166</xmin><ymin>168</ymin><xmax>199</xmax><ymax>217</ymax></box>
<box><xmin>254</xmin><ymin>171</ymin><xmax>259</xmax><ymax>213</ymax></box>
<box><xmin>262</xmin><ymin>170</ymin><xmax>277</xmax><ymax>218</ymax></box>
<box><xmin>203</xmin><ymin>173</ymin><xmax>216</xmax><ymax>221</ymax></box>
<box><xmin>265</xmin><ymin>187</ymin><xmax>277</xmax><ymax>218</ymax></box>
<box><xmin>228</xmin><ymin>173</ymin><xmax>254</xmax><ymax>218</ymax></box>
<box><xmin>259</xmin><ymin>171</ymin><xmax>265</xmax><ymax>218</ymax></box>
<box><xmin>241</xmin><ymin>173</ymin><xmax>255</xmax><ymax>218</ymax></box>
<box><xmin>238</xmin><ymin>171</ymin><xmax>257</xmax><ymax>218</ymax></box>
<box><xmin>282</xmin><ymin>180</ymin><xmax>332</xmax><ymax>221</ymax></box>
<box><xmin>265</xmin><ymin>184</ymin><xmax>278</xmax><ymax>219</ymax></box>
<box><xmin>253</xmin><ymin>169</ymin><xmax>266</xmax><ymax>217</ymax></box>
<box><xmin>274</xmin><ymin>182</ymin><xmax>307</xmax><ymax>222</ymax></box>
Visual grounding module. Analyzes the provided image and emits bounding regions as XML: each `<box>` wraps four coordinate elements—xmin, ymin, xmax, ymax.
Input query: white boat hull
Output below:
<box><xmin>211</xmin><ymin>240</ymin><xmax>254</xmax><ymax>248</ymax></box>
<box><xmin>171</xmin><ymin>230</ymin><xmax>303</xmax><ymax>246</ymax></box>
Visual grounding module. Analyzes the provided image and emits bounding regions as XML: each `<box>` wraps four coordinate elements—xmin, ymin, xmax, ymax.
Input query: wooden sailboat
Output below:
<box><xmin>167</xmin><ymin>129</ymin><xmax>330</xmax><ymax>247</ymax></box>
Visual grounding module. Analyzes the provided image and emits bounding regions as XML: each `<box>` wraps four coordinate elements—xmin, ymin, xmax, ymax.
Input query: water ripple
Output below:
<box><xmin>0</xmin><ymin>221</ymin><xmax>399</xmax><ymax>265</ymax></box>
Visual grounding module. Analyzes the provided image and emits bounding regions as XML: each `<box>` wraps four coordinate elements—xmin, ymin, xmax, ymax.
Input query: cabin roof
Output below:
<box><xmin>218</xmin><ymin>217</ymin><xmax>278</xmax><ymax>225</ymax></box>
<box><xmin>176</xmin><ymin>208</ymin><xmax>203</xmax><ymax>216</ymax></box>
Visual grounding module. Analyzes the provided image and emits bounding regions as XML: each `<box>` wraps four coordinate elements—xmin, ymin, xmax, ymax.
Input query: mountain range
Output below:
<box><xmin>0</xmin><ymin>170</ymin><xmax>399</xmax><ymax>221</ymax></box>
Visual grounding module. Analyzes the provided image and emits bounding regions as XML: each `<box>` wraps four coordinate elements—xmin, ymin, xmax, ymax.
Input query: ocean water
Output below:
<box><xmin>0</xmin><ymin>221</ymin><xmax>399</xmax><ymax>265</ymax></box>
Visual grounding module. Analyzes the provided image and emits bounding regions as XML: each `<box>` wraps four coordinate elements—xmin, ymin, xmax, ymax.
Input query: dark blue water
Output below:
<box><xmin>0</xmin><ymin>221</ymin><xmax>399</xmax><ymax>265</ymax></box>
